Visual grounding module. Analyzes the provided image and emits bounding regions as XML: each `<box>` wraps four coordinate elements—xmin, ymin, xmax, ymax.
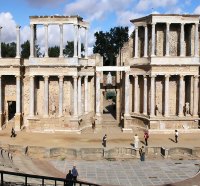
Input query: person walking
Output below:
<box><xmin>144</xmin><ymin>131</ymin><xmax>149</xmax><ymax>146</ymax></box>
<box><xmin>10</xmin><ymin>127</ymin><xmax>16</xmax><ymax>138</ymax></box>
<box><xmin>175</xmin><ymin>130</ymin><xmax>179</xmax><ymax>143</ymax></box>
<box><xmin>65</xmin><ymin>170</ymin><xmax>73</xmax><ymax>186</ymax></box>
<box><xmin>72</xmin><ymin>165</ymin><xmax>79</xmax><ymax>185</ymax></box>
<box><xmin>139</xmin><ymin>146</ymin><xmax>145</xmax><ymax>161</ymax></box>
<box><xmin>134</xmin><ymin>134</ymin><xmax>139</xmax><ymax>148</ymax></box>
<box><xmin>102</xmin><ymin>134</ymin><xmax>107</xmax><ymax>147</ymax></box>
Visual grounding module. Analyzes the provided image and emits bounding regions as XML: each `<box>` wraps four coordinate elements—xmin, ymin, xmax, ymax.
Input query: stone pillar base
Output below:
<box><xmin>94</xmin><ymin>114</ymin><xmax>102</xmax><ymax>131</ymax></box>
<box><xmin>122</xmin><ymin>115</ymin><xmax>132</xmax><ymax>132</ymax></box>
<box><xmin>15</xmin><ymin>113</ymin><xmax>21</xmax><ymax>131</ymax></box>
<box><xmin>70</xmin><ymin>116</ymin><xmax>80</xmax><ymax>130</ymax></box>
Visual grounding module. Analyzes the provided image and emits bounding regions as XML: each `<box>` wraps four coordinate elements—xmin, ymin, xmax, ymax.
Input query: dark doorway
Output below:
<box><xmin>8</xmin><ymin>101</ymin><xmax>16</xmax><ymax>121</ymax></box>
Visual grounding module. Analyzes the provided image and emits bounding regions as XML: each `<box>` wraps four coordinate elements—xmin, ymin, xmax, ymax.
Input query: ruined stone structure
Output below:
<box><xmin>0</xmin><ymin>14</ymin><xmax>200</xmax><ymax>133</ymax></box>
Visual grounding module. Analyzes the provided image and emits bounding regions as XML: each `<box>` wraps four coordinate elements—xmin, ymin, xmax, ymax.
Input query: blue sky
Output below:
<box><xmin>0</xmin><ymin>0</ymin><xmax>200</xmax><ymax>53</ymax></box>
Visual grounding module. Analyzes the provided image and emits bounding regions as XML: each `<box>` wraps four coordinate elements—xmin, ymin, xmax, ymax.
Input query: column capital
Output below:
<box><xmin>143</xmin><ymin>75</ymin><xmax>147</xmax><ymax>79</ymax></box>
<box><xmin>180</xmin><ymin>74</ymin><xmax>184</xmax><ymax>79</ymax></box>
<box><xmin>16</xmin><ymin>25</ymin><xmax>21</xmax><ymax>29</ymax></box>
<box><xmin>59</xmin><ymin>75</ymin><xmax>64</xmax><ymax>80</ymax></box>
<box><xmin>29</xmin><ymin>75</ymin><xmax>35</xmax><ymax>78</ymax></box>
<box><xmin>135</xmin><ymin>25</ymin><xmax>138</xmax><ymax>30</ymax></box>
<box><xmin>85</xmin><ymin>75</ymin><xmax>88</xmax><ymax>79</ymax></box>
<box><xmin>73</xmin><ymin>75</ymin><xmax>78</xmax><ymax>79</ymax></box>
<box><xmin>133</xmin><ymin>74</ymin><xmax>138</xmax><ymax>78</ymax></box>
<box><xmin>44</xmin><ymin>24</ymin><xmax>49</xmax><ymax>27</ymax></box>
<box><xmin>96</xmin><ymin>72</ymin><xmax>101</xmax><ymax>77</ymax></box>
<box><xmin>194</xmin><ymin>75</ymin><xmax>199</xmax><ymax>79</ymax></box>
<box><xmin>43</xmin><ymin>75</ymin><xmax>49</xmax><ymax>80</ymax></box>
<box><xmin>165</xmin><ymin>74</ymin><xmax>170</xmax><ymax>78</ymax></box>
<box><xmin>15</xmin><ymin>75</ymin><xmax>21</xmax><ymax>79</ymax></box>
<box><xmin>150</xmin><ymin>75</ymin><xmax>156</xmax><ymax>78</ymax></box>
<box><xmin>166</xmin><ymin>22</ymin><xmax>171</xmax><ymax>26</ymax></box>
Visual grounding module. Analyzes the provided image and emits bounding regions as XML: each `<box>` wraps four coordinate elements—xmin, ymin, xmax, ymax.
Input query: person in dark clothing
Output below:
<box><xmin>65</xmin><ymin>170</ymin><xmax>73</xmax><ymax>186</ymax></box>
<box><xmin>10</xmin><ymin>127</ymin><xmax>16</xmax><ymax>138</ymax></box>
<box><xmin>102</xmin><ymin>134</ymin><xmax>107</xmax><ymax>147</ymax></box>
<box><xmin>144</xmin><ymin>131</ymin><xmax>149</xmax><ymax>146</ymax></box>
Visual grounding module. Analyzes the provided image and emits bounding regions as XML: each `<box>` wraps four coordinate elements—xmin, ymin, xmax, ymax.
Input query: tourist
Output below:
<box><xmin>102</xmin><ymin>134</ymin><xmax>107</xmax><ymax>147</ymax></box>
<box><xmin>10</xmin><ymin>127</ymin><xmax>16</xmax><ymax>138</ymax></box>
<box><xmin>139</xmin><ymin>146</ymin><xmax>145</xmax><ymax>161</ymax></box>
<box><xmin>144</xmin><ymin>131</ymin><xmax>149</xmax><ymax>146</ymax></box>
<box><xmin>72</xmin><ymin>165</ymin><xmax>79</xmax><ymax>185</ymax></box>
<box><xmin>65</xmin><ymin>170</ymin><xmax>73</xmax><ymax>186</ymax></box>
<box><xmin>175</xmin><ymin>130</ymin><xmax>179</xmax><ymax>143</ymax></box>
<box><xmin>134</xmin><ymin>134</ymin><xmax>139</xmax><ymax>148</ymax></box>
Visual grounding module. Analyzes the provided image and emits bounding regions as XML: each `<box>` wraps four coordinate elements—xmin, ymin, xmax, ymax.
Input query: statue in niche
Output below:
<box><xmin>51</xmin><ymin>101</ymin><xmax>56</xmax><ymax>117</ymax></box>
<box><xmin>155</xmin><ymin>104</ymin><xmax>160</xmax><ymax>116</ymax></box>
<box><xmin>185</xmin><ymin>102</ymin><xmax>190</xmax><ymax>115</ymax></box>
<box><xmin>106</xmin><ymin>72</ymin><xmax>112</xmax><ymax>85</ymax></box>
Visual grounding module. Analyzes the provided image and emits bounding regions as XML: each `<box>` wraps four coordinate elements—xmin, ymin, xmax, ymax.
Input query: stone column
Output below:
<box><xmin>150</xmin><ymin>75</ymin><xmax>155</xmax><ymax>116</ymax></box>
<box><xmin>134</xmin><ymin>26</ymin><xmax>138</xmax><ymax>58</ymax></box>
<box><xmin>0</xmin><ymin>76</ymin><xmax>2</xmax><ymax>113</ymax></box>
<box><xmin>190</xmin><ymin>76</ymin><xmax>194</xmax><ymax>115</ymax></box>
<box><xmin>178</xmin><ymin>75</ymin><xmax>184</xmax><ymax>116</ymax></box>
<box><xmin>44</xmin><ymin>76</ymin><xmax>49</xmax><ymax>117</ymax></box>
<box><xmin>29</xmin><ymin>76</ymin><xmax>35</xmax><ymax>116</ymax></box>
<box><xmin>180</xmin><ymin>23</ymin><xmax>185</xmax><ymax>57</ymax></box>
<box><xmin>59</xmin><ymin>24</ymin><xmax>63</xmax><ymax>57</ymax></box>
<box><xmin>195</xmin><ymin>23</ymin><xmax>199</xmax><ymax>57</ymax></box>
<box><xmin>73</xmin><ymin>24</ymin><xmax>78</xmax><ymax>57</ymax></box>
<box><xmin>144</xmin><ymin>25</ymin><xmax>148</xmax><ymax>57</ymax></box>
<box><xmin>73</xmin><ymin>76</ymin><xmax>78</xmax><ymax>116</ymax></box>
<box><xmin>84</xmin><ymin>75</ymin><xmax>88</xmax><ymax>114</ymax></box>
<box><xmin>165</xmin><ymin>23</ymin><xmax>170</xmax><ymax>56</ymax></box>
<box><xmin>96</xmin><ymin>72</ymin><xmax>101</xmax><ymax>116</ymax></box>
<box><xmin>134</xmin><ymin>75</ymin><xmax>139</xmax><ymax>113</ymax></box>
<box><xmin>78</xmin><ymin>76</ymin><xmax>82</xmax><ymax>115</ymax></box>
<box><xmin>59</xmin><ymin>76</ymin><xmax>64</xmax><ymax>116</ymax></box>
<box><xmin>151</xmin><ymin>23</ymin><xmax>156</xmax><ymax>56</ymax></box>
<box><xmin>78</xmin><ymin>26</ymin><xmax>81</xmax><ymax>58</ymax></box>
<box><xmin>16</xmin><ymin>25</ymin><xmax>21</xmax><ymax>58</ymax></box>
<box><xmin>164</xmin><ymin>75</ymin><xmax>170</xmax><ymax>117</ymax></box>
<box><xmin>193</xmin><ymin>75</ymin><xmax>199</xmax><ymax>116</ymax></box>
<box><xmin>0</xmin><ymin>26</ymin><xmax>2</xmax><ymax>58</ymax></box>
<box><xmin>30</xmin><ymin>24</ymin><xmax>34</xmax><ymax>58</ymax></box>
<box><xmin>84</xmin><ymin>28</ymin><xmax>88</xmax><ymax>58</ymax></box>
<box><xmin>143</xmin><ymin>76</ymin><xmax>147</xmax><ymax>115</ymax></box>
<box><xmin>16</xmin><ymin>76</ymin><xmax>21</xmax><ymax>113</ymax></box>
<box><xmin>124</xmin><ymin>71</ymin><xmax>130</xmax><ymax>116</ymax></box>
<box><xmin>44</xmin><ymin>24</ymin><xmax>49</xmax><ymax>57</ymax></box>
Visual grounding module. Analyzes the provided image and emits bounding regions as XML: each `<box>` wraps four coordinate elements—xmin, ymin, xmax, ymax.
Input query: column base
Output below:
<box><xmin>94</xmin><ymin>114</ymin><xmax>102</xmax><ymax>130</ymax></box>
<box><xmin>178</xmin><ymin>114</ymin><xmax>184</xmax><ymax>117</ymax></box>
<box><xmin>14</xmin><ymin>113</ymin><xmax>21</xmax><ymax>131</ymax></box>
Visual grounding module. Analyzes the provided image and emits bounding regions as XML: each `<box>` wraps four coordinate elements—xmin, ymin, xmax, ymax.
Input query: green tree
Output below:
<box><xmin>21</xmin><ymin>40</ymin><xmax>41</xmax><ymax>58</ymax></box>
<box><xmin>63</xmin><ymin>41</ymin><xmax>84</xmax><ymax>57</ymax></box>
<box><xmin>48</xmin><ymin>46</ymin><xmax>60</xmax><ymax>57</ymax></box>
<box><xmin>1</xmin><ymin>42</ymin><xmax>16</xmax><ymax>57</ymax></box>
<box><xmin>93</xmin><ymin>26</ymin><xmax>129</xmax><ymax>66</ymax></box>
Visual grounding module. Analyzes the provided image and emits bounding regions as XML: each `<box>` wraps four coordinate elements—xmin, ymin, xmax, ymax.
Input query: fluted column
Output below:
<box><xmin>165</xmin><ymin>23</ymin><xmax>170</xmax><ymax>56</ymax></box>
<box><xmin>151</xmin><ymin>23</ymin><xmax>156</xmax><ymax>56</ymax></box>
<box><xmin>16</xmin><ymin>76</ymin><xmax>21</xmax><ymax>114</ymax></box>
<box><xmin>78</xmin><ymin>76</ymin><xmax>82</xmax><ymax>115</ymax></box>
<box><xmin>44</xmin><ymin>24</ymin><xmax>49</xmax><ymax>57</ymax></box>
<box><xmin>193</xmin><ymin>75</ymin><xmax>199</xmax><ymax>116</ymax></box>
<box><xmin>124</xmin><ymin>71</ymin><xmax>130</xmax><ymax>116</ymax></box>
<box><xmin>96</xmin><ymin>72</ymin><xmax>101</xmax><ymax>116</ymax></box>
<box><xmin>180</xmin><ymin>23</ymin><xmax>185</xmax><ymax>57</ymax></box>
<box><xmin>73</xmin><ymin>24</ymin><xmax>78</xmax><ymax>57</ymax></box>
<box><xmin>0</xmin><ymin>27</ymin><xmax>2</xmax><ymax>58</ymax></box>
<box><xmin>84</xmin><ymin>76</ymin><xmax>88</xmax><ymax>114</ymax></box>
<box><xmin>150</xmin><ymin>75</ymin><xmax>155</xmax><ymax>116</ymax></box>
<box><xmin>84</xmin><ymin>28</ymin><xmax>88</xmax><ymax>58</ymax></box>
<box><xmin>29</xmin><ymin>76</ymin><xmax>35</xmax><ymax>116</ymax></box>
<box><xmin>30</xmin><ymin>24</ymin><xmax>34</xmax><ymax>57</ymax></box>
<box><xmin>73</xmin><ymin>76</ymin><xmax>78</xmax><ymax>116</ymax></box>
<box><xmin>16</xmin><ymin>25</ymin><xmax>21</xmax><ymax>58</ymax></box>
<box><xmin>178</xmin><ymin>75</ymin><xmax>184</xmax><ymax>116</ymax></box>
<box><xmin>78</xmin><ymin>26</ymin><xmax>81</xmax><ymax>58</ymax></box>
<box><xmin>134</xmin><ymin>26</ymin><xmax>138</xmax><ymax>58</ymax></box>
<box><xmin>0</xmin><ymin>76</ymin><xmax>2</xmax><ymax>113</ymax></box>
<box><xmin>59</xmin><ymin>24</ymin><xmax>63</xmax><ymax>57</ymax></box>
<box><xmin>195</xmin><ymin>23</ymin><xmax>199</xmax><ymax>57</ymax></box>
<box><xmin>143</xmin><ymin>76</ymin><xmax>147</xmax><ymax>115</ymax></box>
<box><xmin>134</xmin><ymin>75</ymin><xmax>139</xmax><ymax>113</ymax></box>
<box><xmin>144</xmin><ymin>25</ymin><xmax>148</xmax><ymax>57</ymax></box>
<box><xmin>59</xmin><ymin>76</ymin><xmax>64</xmax><ymax>116</ymax></box>
<box><xmin>164</xmin><ymin>75</ymin><xmax>170</xmax><ymax>117</ymax></box>
<box><xmin>44</xmin><ymin>76</ymin><xmax>49</xmax><ymax>116</ymax></box>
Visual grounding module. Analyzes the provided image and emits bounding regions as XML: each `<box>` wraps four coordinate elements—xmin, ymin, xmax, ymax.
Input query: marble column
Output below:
<box><xmin>0</xmin><ymin>76</ymin><xmax>2</xmax><ymax>113</ymax></box>
<box><xmin>143</xmin><ymin>76</ymin><xmax>147</xmax><ymax>115</ymax></box>
<box><xmin>178</xmin><ymin>75</ymin><xmax>184</xmax><ymax>116</ymax></box>
<box><xmin>16</xmin><ymin>25</ymin><xmax>21</xmax><ymax>58</ymax></box>
<box><xmin>190</xmin><ymin>76</ymin><xmax>194</xmax><ymax>115</ymax></box>
<box><xmin>44</xmin><ymin>24</ymin><xmax>49</xmax><ymax>57</ymax></box>
<box><xmin>193</xmin><ymin>75</ymin><xmax>199</xmax><ymax>116</ymax></box>
<box><xmin>151</xmin><ymin>23</ymin><xmax>156</xmax><ymax>56</ymax></box>
<box><xmin>73</xmin><ymin>24</ymin><xmax>78</xmax><ymax>57</ymax></box>
<box><xmin>0</xmin><ymin>26</ymin><xmax>2</xmax><ymax>58</ymax></box>
<box><xmin>44</xmin><ymin>76</ymin><xmax>49</xmax><ymax>116</ymax></box>
<box><xmin>59</xmin><ymin>24</ymin><xmax>63</xmax><ymax>57</ymax></box>
<box><xmin>29</xmin><ymin>76</ymin><xmax>35</xmax><ymax>116</ymax></box>
<box><xmin>134</xmin><ymin>75</ymin><xmax>139</xmax><ymax>113</ymax></box>
<box><xmin>124</xmin><ymin>71</ymin><xmax>130</xmax><ymax>116</ymax></box>
<box><xmin>59</xmin><ymin>76</ymin><xmax>64</xmax><ymax>116</ymax></box>
<box><xmin>30</xmin><ymin>24</ymin><xmax>34</xmax><ymax>58</ymax></box>
<box><xmin>96</xmin><ymin>72</ymin><xmax>101</xmax><ymax>116</ymax></box>
<box><xmin>16</xmin><ymin>76</ymin><xmax>21</xmax><ymax>113</ymax></box>
<box><xmin>194</xmin><ymin>23</ymin><xmax>199</xmax><ymax>57</ymax></box>
<box><xmin>150</xmin><ymin>75</ymin><xmax>155</xmax><ymax>116</ymax></box>
<box><xmin>84</xmin><ymin>28</ymin><xmax>88</xmax><ymax>58</ymax></box>
<box><xmin>78</xmin><ymin>76</ymin><xmax>82</xmax><ymax>115</ymax></box>
<box><xmin>180</xmin><ymin>23</ymin><xmax>185</xmax><ymax>57</ymax></box>
<box><xmin>134</xmin><ymin>26</ymin><xmax>138</xmax><ymax>58</ymax></box>
<box><xmin>78</xmin><ymin>26</ymin><xmax>81</xmax><ymax>58</ymax></box>
<box><xmin>165</xmin><ymin>23</ymin><xmax>170</xmax><ymax>56</ymax></box>
<box><xmin>144</xmin><ymin>25</ymin><xmax>148</xmax><ymax>57</ymax></box>
<box><xmin>84</xmin><ymin>75</ymin><xmax>88</xmax><ymax>114</ymax></box>
<box><xmin>73</xmin><ymin>76</ymin><xmax>78</xmax><ymax>116</ymax></box>
<box><xmin>164</xmin><ymin>75</ymin><xmax>170</xmax><ymax>117</ymax></box>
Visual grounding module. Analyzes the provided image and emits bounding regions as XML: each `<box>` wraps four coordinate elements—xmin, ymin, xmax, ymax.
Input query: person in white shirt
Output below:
<box><xmin>134</xmin><ymin>134</ymin><xmax>139</xmax><ymax>148</ymax></box>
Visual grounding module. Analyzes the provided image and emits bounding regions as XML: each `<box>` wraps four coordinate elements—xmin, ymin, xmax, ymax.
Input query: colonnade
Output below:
<box><xmin>134</xmin><ymin>22</ymin><xmax>199</xmax><ymax>58</ymax></box>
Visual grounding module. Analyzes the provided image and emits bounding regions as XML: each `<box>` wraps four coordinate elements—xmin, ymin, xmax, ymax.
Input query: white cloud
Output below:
<box><xmin>194</xmin><ymin>6</ymin><xmax>200</xmax><ymax>14</ymax></box>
